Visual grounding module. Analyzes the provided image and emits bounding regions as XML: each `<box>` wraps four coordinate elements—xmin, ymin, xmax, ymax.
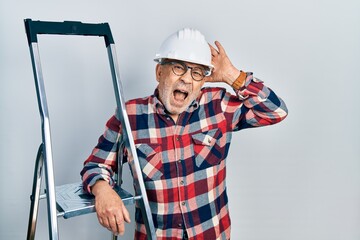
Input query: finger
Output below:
<box><xmin>122</xmin><ymin>204</ymin><xmax>131</xmax><ymax>223</ymax></box>
<box><xmin>97</xmin><ymin>212</ymin><xmax>110</xmax><ymax>228</ymax></box>
<box><xmin>211</xmin><ymin>58</ymin><xmax>217</xmax><ymax>67</ymax></box>
<box><xmin>108</xmin><ymin>216</ymin><xmax>120</xmax><ymax>235</ymax></box>
<box><xmin>208</xmin><ymin>42</ymin><xmax>216</xmax><ymax>52</ymax></box>
<box><xmin>114</xmin><ymin>204</ymin><xmax>129</xmax><ymax>235</ymax></box>
<box><xmin>214</xmin><ymin>41</ymin><xmax>228</xmax><ymax>57</ymax></box>
<box><xmin>209</xmin><ymin>43</ymin><xmax>219</xmax><ymax>56</ymax></box>
<box><xmin>115</xmin><ymin>215</ymin><xmax>125</xmax><ymax>236</ymax></box>
<box><xmin>101</xmin><ymin>217</ymin><xmax>111</xmax><ymax>229</ymax></box>
<box><xmin>98</xmin><ymin>216</ymin><xmax>104</xmax><ymax>226</ymax></box>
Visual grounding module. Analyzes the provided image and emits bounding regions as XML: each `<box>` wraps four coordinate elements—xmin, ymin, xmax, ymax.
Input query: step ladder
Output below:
<box><xmin>24</xmin><ymin>19</ymin><xmax>156</xmax><ymax>240</ymax></box>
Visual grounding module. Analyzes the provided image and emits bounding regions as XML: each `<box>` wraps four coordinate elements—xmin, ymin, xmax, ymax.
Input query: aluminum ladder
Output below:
<box><xmin>24</xmin><ymin>19</ymin><xmax>156</xmax><ymax>240</ymax></box>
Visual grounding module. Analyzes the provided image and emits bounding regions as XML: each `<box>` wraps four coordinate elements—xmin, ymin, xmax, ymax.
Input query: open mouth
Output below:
<box><xmin>173</xmin><ymin>89</ymin><xmax>188</xmax><ymax>101</ymax></box>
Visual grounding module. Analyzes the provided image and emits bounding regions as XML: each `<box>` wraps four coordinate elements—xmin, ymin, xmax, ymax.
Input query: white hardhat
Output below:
<box><xmin>154</xmin><ymin>28</ymin><xmax>213</xmax><ymax>69</ymax></box>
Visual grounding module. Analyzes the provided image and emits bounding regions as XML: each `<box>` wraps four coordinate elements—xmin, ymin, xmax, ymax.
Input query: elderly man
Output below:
<box><xmin>81</xmin><ymin>28</ymin><xmax>288</xmax><ymax>240</ymax></box>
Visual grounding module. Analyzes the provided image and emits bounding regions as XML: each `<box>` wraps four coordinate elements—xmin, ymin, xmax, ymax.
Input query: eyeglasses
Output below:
<box><xmin>160</xmin><ymin>60</ymin><xmax>211</xmax><ymax>81</ymax></box>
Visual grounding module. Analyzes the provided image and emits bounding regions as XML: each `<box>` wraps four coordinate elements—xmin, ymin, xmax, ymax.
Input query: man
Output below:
<box><xmin>81</xmin><ymin>28</ymin><xmax>288</xmax><ymax>240</ymax></box>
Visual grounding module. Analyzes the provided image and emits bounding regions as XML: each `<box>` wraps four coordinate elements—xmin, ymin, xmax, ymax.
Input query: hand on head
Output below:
<box><xmin>205</xmin><ymin>41</ymin><xmax>240</xmax><ymax>85</ymax></box>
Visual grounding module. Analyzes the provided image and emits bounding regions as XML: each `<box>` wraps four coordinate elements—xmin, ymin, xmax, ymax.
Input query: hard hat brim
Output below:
<box><xmin>154</xmin><ymin>57</ymin><xmax>214</xmax><ymax>70</ymax></box>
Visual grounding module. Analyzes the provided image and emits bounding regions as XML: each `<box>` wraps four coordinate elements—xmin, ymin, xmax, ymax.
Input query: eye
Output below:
<box><xmin>173</xmin><ymin>63</ymin><xmax>185</xmax><ymax>72</ymax></box>
<box><xmin>192</xmin><ymin>68</ymin><xmax>204</xmax><ymax>78</ymax></box>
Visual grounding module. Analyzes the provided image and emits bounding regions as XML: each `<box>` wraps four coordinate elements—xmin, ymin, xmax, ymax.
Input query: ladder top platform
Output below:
<box><xmin>56</xmin><ymin>182</ymin><xmax>135</xmax><ymax>219</ymax></box>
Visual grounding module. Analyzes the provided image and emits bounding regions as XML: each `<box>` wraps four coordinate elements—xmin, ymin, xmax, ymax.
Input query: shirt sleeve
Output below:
<box><xmin>80</xmin><ymin>110</ymin><xmax>122</xmax><ymax>194</ymax></box>
<box><xmin>223</xmin><ymin>72</ymin><xmax>288</xmax><ymax>131</ymax></box>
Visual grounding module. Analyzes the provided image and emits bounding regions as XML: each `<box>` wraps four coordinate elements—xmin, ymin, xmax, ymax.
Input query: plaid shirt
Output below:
<box><xmin>81</xmin><ymin>73</ymin><xmax>288</xmax><ymax>240</ymax></box>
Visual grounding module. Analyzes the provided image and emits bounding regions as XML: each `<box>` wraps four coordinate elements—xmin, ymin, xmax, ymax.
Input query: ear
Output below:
<box><xmin>155</xmin><ymin>64</ymin><xmax>162</xmax><ymax>82</ymax></box>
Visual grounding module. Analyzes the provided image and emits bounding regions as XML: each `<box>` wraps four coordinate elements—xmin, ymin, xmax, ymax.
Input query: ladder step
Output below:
<box><xmin>55</xmin><ymin>182</ymin><xmax>136</xmax><ymax>219</ymax></box>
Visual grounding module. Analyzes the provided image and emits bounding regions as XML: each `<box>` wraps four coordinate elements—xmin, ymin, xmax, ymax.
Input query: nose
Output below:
<box><xmin>181</xmin><ymin>68</ymin><xmax>193</xmax><ymax>84</ymax></box>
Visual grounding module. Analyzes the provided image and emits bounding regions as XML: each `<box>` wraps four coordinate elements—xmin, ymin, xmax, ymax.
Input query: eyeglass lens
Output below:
<box><xmin>171</xmin><ymin>62</ymin><xmax>205</xmax><ymax>81</ymax></box>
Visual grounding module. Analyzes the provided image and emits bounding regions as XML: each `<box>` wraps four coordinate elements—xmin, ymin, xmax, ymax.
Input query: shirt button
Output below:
<box><xmin>178</xmin><ymin>223</ymin><xmax>182</xmax><ymax>227</ymax></box>
<box><xmin>181</xmin><ymin>202</ymin><xmax>186</xmax><ymax>206</ymax></box>
<box><xmin>180</xmin><ymin>180</ymin><xmax>184</xmax><ymax>185</ymax></box>
<box><xmin>178</xmin><ymin>160</ymin><xmax>181</xmax><ymax>163</ymax></box>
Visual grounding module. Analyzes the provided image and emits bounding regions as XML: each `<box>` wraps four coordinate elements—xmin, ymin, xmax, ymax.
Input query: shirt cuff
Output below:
<box><xmin>86</xmin><ymin>174</ymin><xmax>115</xmax><ymax>194</ymax></box>
<box><xmin>235</xmin><ymin>73</ymin><xmax>264</xmax><ymax>100</ymax></box>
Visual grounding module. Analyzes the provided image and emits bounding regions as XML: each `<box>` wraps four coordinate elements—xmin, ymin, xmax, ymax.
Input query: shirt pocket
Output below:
<box><xmin>191</xmin><ymin>128</ymin><xmax>224</xmax><ymax>168</ymax></box>
<box><xmin>135</xmin><ymin>143</ymin><xmax>163</xmax><ymax>181</ymax></box>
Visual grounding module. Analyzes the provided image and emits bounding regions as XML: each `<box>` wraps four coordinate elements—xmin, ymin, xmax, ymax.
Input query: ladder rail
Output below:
<box><xmin>107</xmin><ymin>45</ymin><xmax>157</xmax><ymax>240</ymax></box>
<box><xmin>27</xmin><ymin>40</ymin><xmax>60</xmax><ymax>240</ymax></box>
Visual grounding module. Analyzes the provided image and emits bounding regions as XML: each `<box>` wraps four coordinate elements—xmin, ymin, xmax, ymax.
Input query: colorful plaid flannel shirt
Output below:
<box><xmin>81</xmin><ymin>73</ymin><xmax>288</xmax><ymax>239</ymax></box>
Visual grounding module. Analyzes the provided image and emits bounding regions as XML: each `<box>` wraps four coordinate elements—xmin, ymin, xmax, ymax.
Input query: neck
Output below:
<box><xmin>170</xmin><ymin>114</ymin><xmax>179</xmax><ymax>123</ymax></box>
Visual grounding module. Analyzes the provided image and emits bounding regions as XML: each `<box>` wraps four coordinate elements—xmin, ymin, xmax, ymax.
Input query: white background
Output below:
<box><xmin>0</xmin><ymin>0</ymin><xmax>359</xmax><ymax>239</ymax></box>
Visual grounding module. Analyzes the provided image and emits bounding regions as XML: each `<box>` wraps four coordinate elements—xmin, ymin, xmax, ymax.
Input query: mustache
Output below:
<box><xmin>173</xmin><ymin>81</ymin><xmax>192</xmax><ymax>92</ymax></box>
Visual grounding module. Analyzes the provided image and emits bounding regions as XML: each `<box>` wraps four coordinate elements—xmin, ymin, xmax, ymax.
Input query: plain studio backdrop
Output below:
<box><xmin>0</xmin><ymin>0</ymin><xmax>359</xmax><ymax>239</ymax></box>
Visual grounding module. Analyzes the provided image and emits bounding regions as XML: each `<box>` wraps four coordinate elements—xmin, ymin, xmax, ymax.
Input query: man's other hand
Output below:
<box><xmin>91</xmin><ymin>180</ymin><xmax>131</xmax><ymax>236</ymax></box>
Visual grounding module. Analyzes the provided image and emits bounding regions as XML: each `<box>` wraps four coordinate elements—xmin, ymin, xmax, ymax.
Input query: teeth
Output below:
<box><xmin>174</xmin><ymin>89</ymin><xmax>187</xmax><ymax>94</ymax></box>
